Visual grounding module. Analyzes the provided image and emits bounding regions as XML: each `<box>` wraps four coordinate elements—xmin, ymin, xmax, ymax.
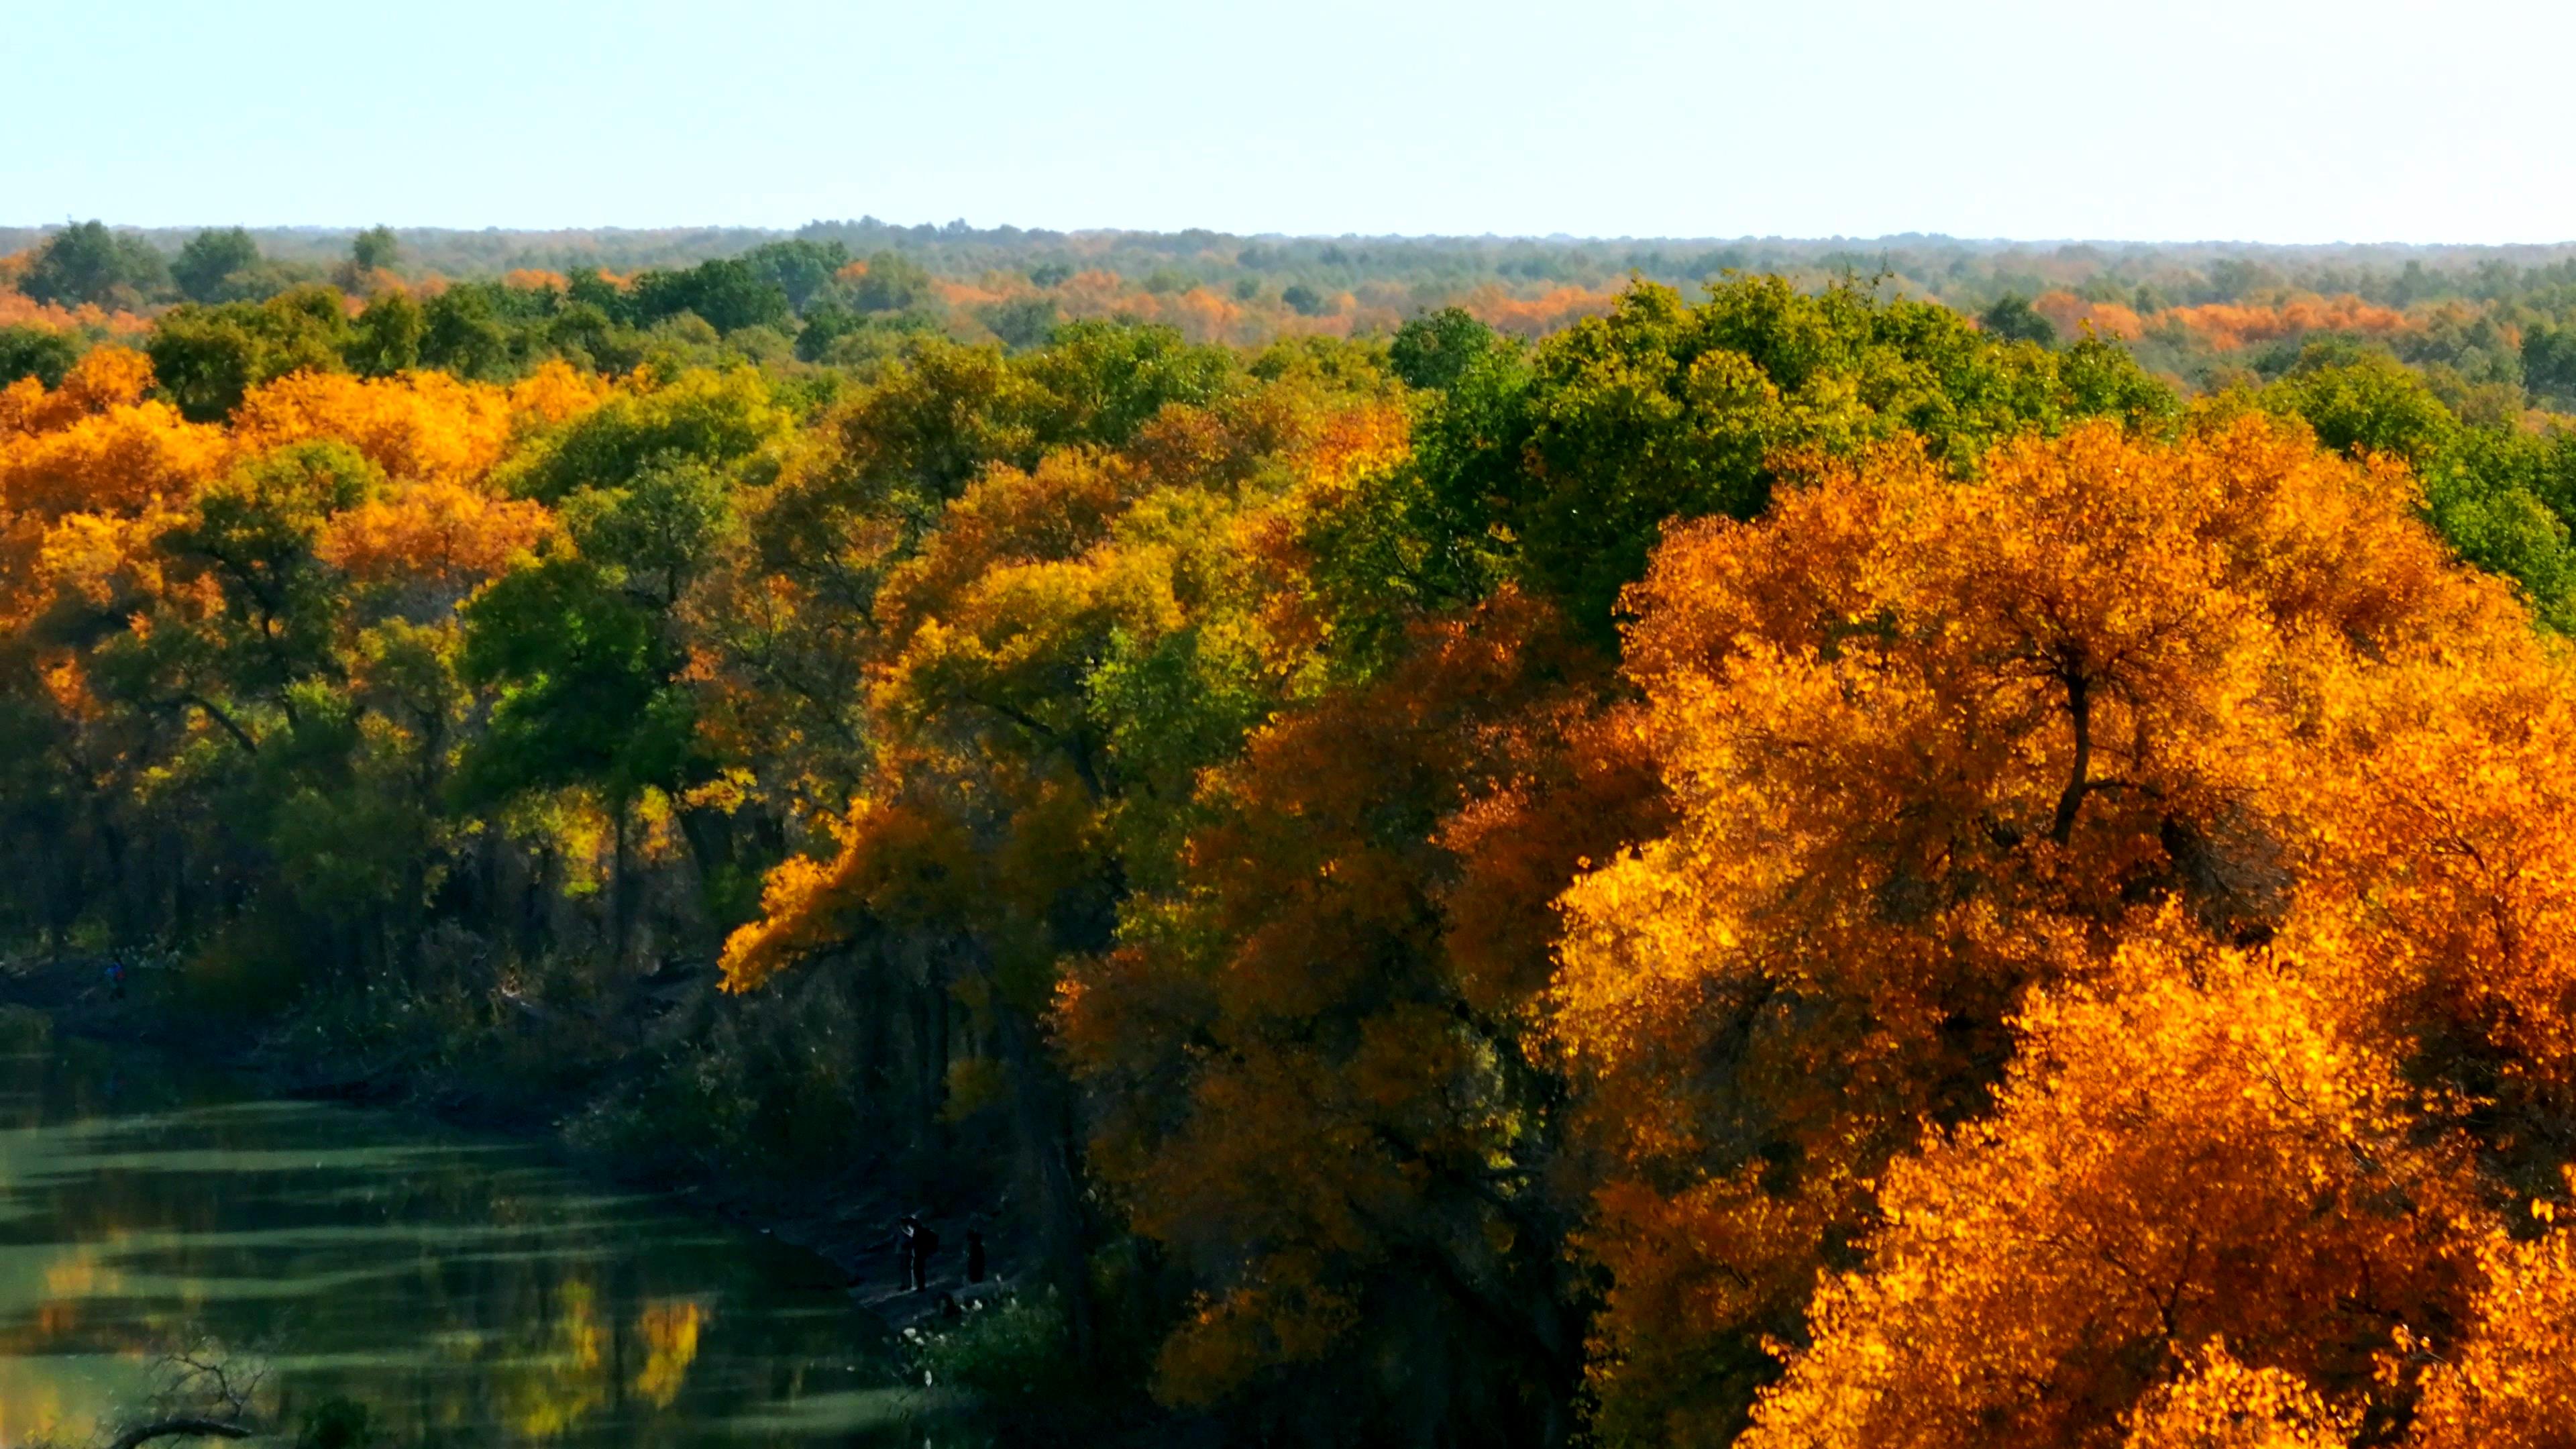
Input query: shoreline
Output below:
<box><xmin>0</xmin><ymin>954</ymin><xmax>1014</xmax><ymax>1336</ymax></box>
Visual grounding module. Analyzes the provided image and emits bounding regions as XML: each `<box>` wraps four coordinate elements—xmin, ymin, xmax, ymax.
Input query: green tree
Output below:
<box><xmin>417</xmin><ymin>286</ymin><xmax>515</xmax><ymax>380</ymax></box>
<box><xmin>147</xmin><ymin>286</ymin><xmax>354</xmax><ymax>422</ymax></box>
<box><xmin>19</xmin><ymin>221</ymin><xmax>169</xmax><ymax>308</ymax></box>
<box><xmin>1395</xmin><ymin>276</ymin><xmax>2172</xmax><ymax>639</ymax></box>
<box><xmin>979</xmin><ymin>296</ymin><xmax>1060</xmax><ymax>350</ymax></box>
<box><xmin>346</xmin><ymin>292</ymin><xmax>425</xmax><ymax>377</ymax></box>
<box><xmin>172</xmin><ymin>227</ymin><xmax>264</xmax><ymax>304</ymax></box>
<box><xmin>1389</xmin><ymin>307</ymin><xmax>1504</xmax><ymax>392</ymax></box>
<box><xmin>351</xmin><ymin>225</ymin><xmax>400</xmax><ymax>273</ymax></box>
<box><xmin>845</xmin><ymin>251</ymin><xmax>932</xmax><ymax>313</ymax></box>
<box><xmin>739</xmin><ymin>239</ymin><xmax>850</xmax><ymax>312</ymax></box>
<box><xmin>2262</xmin><ymin>345</ymin><xmax>2458</xmax><ymax>466</ymax></box>
<box><xmin>1978</xmin><ymin>293</ymin><xmax>2058</xmax><ymax>345</ymax></box>
<box><xmin>498</xmin><ymin>366</ymin><xmax>791</xmax><ymax>505</ymax></box>
<box><xmin>0</xmin><ymin>325</ymin><xmax>80</xmax><ymax>388</ymax></box>
<box><xmin>558</xmin><ymin>450</ymin><xmax>736</xmax><ymax>608</ymax></box>
<box><xmin>631</xmin><ymin>259</ymin><xmax>794</xmax><ymax>335</ymax></box>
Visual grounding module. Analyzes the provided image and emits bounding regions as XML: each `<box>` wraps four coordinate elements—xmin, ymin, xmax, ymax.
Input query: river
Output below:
<box><xmin>0</xmin><ymin>1006</ymin><xmax>933</xmax><ymax>1447</ymax></box>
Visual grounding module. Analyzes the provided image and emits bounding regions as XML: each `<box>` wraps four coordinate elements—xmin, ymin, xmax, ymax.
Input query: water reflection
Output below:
<box><xmin>0</xmin><ymin>1011</ymin><xmax>917</xmax><ymax>1447</ymax></box>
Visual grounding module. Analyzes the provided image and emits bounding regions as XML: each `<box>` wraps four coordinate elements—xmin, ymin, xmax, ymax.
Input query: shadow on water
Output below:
<box><xmin>0</xmin><ymin>1011</ymin><xmax>943</xmax><ymax>1447</ymax></box>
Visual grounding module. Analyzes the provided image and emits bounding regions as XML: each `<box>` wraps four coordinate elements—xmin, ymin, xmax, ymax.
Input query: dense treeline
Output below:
<box><xmin>23</xmin><ymin>218</ymin><xmax>2576</xmax><ymax>388</ymax></box>
<box><xmin>5</xmin><ymin>227</ymin><xmax>2576</xmax><ymax>1447</ymax></box>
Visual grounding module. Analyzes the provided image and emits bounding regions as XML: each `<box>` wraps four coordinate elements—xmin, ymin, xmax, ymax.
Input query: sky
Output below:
<box><xmin>7</xmin><ymin>0</ymin><xmax>2571</xmax><ymax>244</ymax></box>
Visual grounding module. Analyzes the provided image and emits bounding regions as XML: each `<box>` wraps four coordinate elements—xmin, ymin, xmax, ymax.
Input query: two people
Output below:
<box><xmin>896</xmin><ymin>1215</ymin><xmax>988</xmax><ymax>1292</ymax></box>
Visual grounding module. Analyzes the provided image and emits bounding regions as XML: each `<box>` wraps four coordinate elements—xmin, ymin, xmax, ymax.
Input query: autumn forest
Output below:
<box><xmin>8</xmin><ymin>219</ymin><xmax>2576</xmax><ymax>1446</ymax></box>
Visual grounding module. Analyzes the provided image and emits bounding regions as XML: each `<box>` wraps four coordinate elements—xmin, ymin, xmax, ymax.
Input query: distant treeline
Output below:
<box><xmin>12</xmin><ymin>219</ymin><xmax>2576</xmax><ymax>314</ymax></box>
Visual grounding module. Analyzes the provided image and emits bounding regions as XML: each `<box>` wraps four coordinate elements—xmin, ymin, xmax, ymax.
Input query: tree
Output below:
<box><xmin>846</xmin><ymin>251</ymin><xmax>932</xmax><ymax>314</ymax></box>
<box><xmin>739</xmin><ymin>239</ymin><xmax>850</xmax><ymax>312</ymax></box>
<box><xmin>1389</xmin><ymin>307</ymin><xmax>1504</xmax><ymax>392</ymax></box>
<box><xmin>2520</xmin><ymin>319</ymin><xmax>2576</xmax><ymax>409</ymax></box>
<box><xmin>172</xmin><ymin>227</ymin><xmax>264</xmax><ymax>305</ymax></box>
<box><xmin>1979</xmin><ymin>292</ymin><xmax>2058</xmax><ymax>344</ymax></box>
<box><xmin>979</xmin><ymin>296</ymin><xmax>1060</xmax><ymax>350</ymax></box>
<box><xmin>350</xmin><ymin>226</ymin><xmax>400</xmax><ymax>274</ymax></box>
<box><xmin>19</xmin><ymin>221</ymin><xmax>168</xmax><ymax>309</ymax></box>
<box><xmin>453</xmin><ymin>545</ymin><xmax>705</xmax><ymax>963</ymax></box>
<box><xmin>418</xmin><ymin>286</ymin><xmax>516</xmax><ymax>380</ymax></box>
<box><xmin>1403</xmin><ymin>276</ymin><xmax>2179</xmax><ymax>641</ymax></box>
<box><xmin>1546</xmin><ymin>417</ymin><xmax>2514</xmax><ymax>1441</ymax></box>
<box><xmin>0</xmin><ymin>325</ymin><xmax>80</xmax><ymax>388</ymax></box>
<box><xmin>146</xmin><ymin>287</ymin><xmax>353</xmax><ymax>423</ymax></box>
<box><xmin>1739</xmin><ymin>951</ymin><xmax>2473</xmax><ymax>1449</ymax></box>
<box><xmin>722</xmin><ymin>368</ymin><xmax>1414</xmax><ymax>1395</ymax></box>
<box><xmin>2262</xmin><ymin>346</ymin><xmax>2457</xmax><ymax>466</ymax></box>
<box><xmin>631</xmin><ymin>258</ymin><xmax>794</xmax><ymax>335</ymax></box>
<box><xmin>1060</xmin><ymin>590</ymin><xmax>1666</xmax><ymax>1445</ymax></box>
<box><xmin>347</xmin><ymin>292</ymin><xmax>425</xmax><ymax>378</ymax></box>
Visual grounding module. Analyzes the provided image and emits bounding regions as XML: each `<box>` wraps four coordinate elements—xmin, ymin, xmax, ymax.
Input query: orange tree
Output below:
<box><xmin>1550</xmin><ymin>413</ymin><xmax>2576</xmax><ymax>1445</ymax></box>
<box><xmin>717</xmin><ymin>339</ymin><xmax>1409</xmax><ymax>1369</ymax></box>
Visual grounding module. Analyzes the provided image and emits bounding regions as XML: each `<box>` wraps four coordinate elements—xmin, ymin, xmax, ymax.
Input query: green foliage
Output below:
<box><xmin>845</xmin><ymin>250</ymin><xmax>933</xmax><ymax>313</ymax></box>
<box><xmin>632</xmin><ymin>258</ymin><xmax>794</xmax><ymax>335</ymax></box>
<box><xmin>19</xmin><ymin>220</ymin><xmax>169</xmax><ymax>308</ymax></box>
<box><xmin>738</xmin><ymin>238</ymin><xmax>850</xmax><ymax>311</ymax></box>
<box><xmin>2523</xmin><ymin>321</ymin><xmax>2576</xmax><ymax>409</ymax></box>
<box><xmin>171</xmin><ymin>227</ymin><xmax>265</xmax><ymax>304</ymax></box>
<box><xmin>160</xmin><ymin>440</ymin><xmax>382</xmax><ymax>698</ymax></box>
<box><xmin>558</xmin><ymin>449</ymin><xmax>737</xmax><ymax>606</ymax></box>
<box><xmin>0</xmin><ymin>325</ymin><xmax>80</xmax><ymax>388</ymax></box>
<box><xmin>1979</xmin><ymin>293</ymin><xmax>2058</xmax><ymax>345</ymax></box>
<box><xmin>148</xmin><ymin>286</ymin><xmax>354</xmax><ymax>422</ymax></box>
<box><xmin>979</xmin><ymin>295</ymin><xmax>1061</xmax><ymax>350</ymax></box>
<box><xmin>2263</xmin><ymin>345</ymin><xmax>2459</xmax><ymax>465</ymax></box>
<box><xmin>906</xmin><ymin>1292</ymin><xmax>1087</xmax><ymax>1411</ymax></box>
<box><xmin>454</xmin><ymin>551</ymin><xmax>704</xmax><ymax>808</ymax></box>
<box><xmin>419</xmin><ymin>284</ymin><xmax>518</xmax><ymax>380</ymax></box>
<box><xmin>346</xmin><ymin>291</ymin><xmax>425</xmax><ymax>377</ymax></box>
<box><xmin>1391</xmin><ymin>276</ymin><xmax>2180</xmax><ymax>637</ymax></box>
<box><xmin>297</xmin><ymin>1397</ymin><xmax>376</xmax><ymax>1449</ymax></box>
<box><xmin>1389</xmin><ymin>306</ymin><xmax>1503</xmax><ymax>392</ymax></box>
<box><xmin>350</xmin><ymin>225</ymin><xmax>399</xmax><ymax>273</ymax></box>
<box><xmin>499</xmin><ymin>366</ymin><xmax>789</xmax><ymax>504</ymax></box>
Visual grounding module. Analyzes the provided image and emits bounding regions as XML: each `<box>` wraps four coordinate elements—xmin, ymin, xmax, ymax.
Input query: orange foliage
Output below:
<box><xmin>0</xmin><ymin>392</ymin><xmax>226</xmax><ymax>521</ymax></box>
<box><xmin>0</xmin><ymin>288</ymin><xmax>154</xmax><ymax>338</ymax></box>
<box><xmin>2404</xmin><ymin>1218</ymin><xmax>2576</xmax><ymax>1448</ymax></box>
<box><xmin>502</xmin><ymin>268</ymin><xmax>568</xmax><ymax>292</ymax></box>
<box><xmin>1458</xmin><ymin>284</ymin><xmax>1622</xmax><ymax>339</ymax></box>
<box><xmin>232</xmin><ymin>362</ymin><xmax>607</xmax><ymax>486</ymax></box>
<box><xmin>2033</xmin><ymin>288</ymin><xmax>2145</xmax><ymax>341</ymax></box>
<box><xmin>0</xmin><ymin>347</ymin><xmax>158</xmax><ymax>438</ymax></box>
<box><xmin>1739</xmin><ymin>948</ymin><xmax>2472</xmax><ymax>1449</ymax></box>
<box><xmin>1548</xmin><ymin>416</ymin><xmax>2542</xmax><ymax>1442</ymax></box>
<box><xmin>1059</xmin><ymin>589</ymin><xmax>1666</xmax><ymax>1410</ymax></box>
<box><xmin>319</xmin><ymin>478</ymin><xmax>555</xmax><ymax>590</ymax></box>
<box><xmin>2157</xmin><ymin>293</ymin><xmax>2414</xmax><ymax>350</ymax></box>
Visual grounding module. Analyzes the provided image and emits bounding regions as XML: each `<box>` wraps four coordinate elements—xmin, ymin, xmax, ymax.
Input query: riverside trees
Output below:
<box><xmin>2</xmin><ymin>272</ymin><xmax>2575</xmax><ymax>1448</ymax></box>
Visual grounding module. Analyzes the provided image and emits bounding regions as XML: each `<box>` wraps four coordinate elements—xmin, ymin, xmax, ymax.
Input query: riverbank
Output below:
<box><xmin>0</xmin><ymin>953</ymin><xmax>1022</xmax><ymax>1338</ymax></box>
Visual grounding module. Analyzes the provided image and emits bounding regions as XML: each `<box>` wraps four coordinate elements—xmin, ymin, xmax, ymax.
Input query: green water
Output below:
<box><xmin>0</xmin><ymin>1010</ymin><xmax>922</xmax><ymax>1447</ymax></box>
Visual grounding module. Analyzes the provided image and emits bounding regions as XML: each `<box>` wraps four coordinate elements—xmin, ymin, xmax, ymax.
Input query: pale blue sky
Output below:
<box><xmin>9</xmin><ymin>0</ymin><xmax>2570</xmax><ymax>242</ymax></box>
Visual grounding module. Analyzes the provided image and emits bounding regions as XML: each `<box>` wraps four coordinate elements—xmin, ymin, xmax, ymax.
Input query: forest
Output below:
<box><xmin>5</xmin><ymin>218</ymin><xmax>2576</xmax><ymax>1446</ymax></box>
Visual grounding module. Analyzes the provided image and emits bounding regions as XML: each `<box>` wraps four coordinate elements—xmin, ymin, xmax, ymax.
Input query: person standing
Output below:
<box><xmin>899</xmin><ymin>1214</ymin><xmax>939</xmax><ymax>1293</ymax></box>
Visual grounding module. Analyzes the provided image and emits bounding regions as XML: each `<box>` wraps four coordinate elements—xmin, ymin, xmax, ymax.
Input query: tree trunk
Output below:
<box><xmin>996</xmin><ymin>1004</ymin><xmax>1098</xmax><ymax>1364</ymax></box>
<box><xmin>611</xmin><ymin>797</ymin><xmax>634</xmax><ymax>970</ymax></box>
